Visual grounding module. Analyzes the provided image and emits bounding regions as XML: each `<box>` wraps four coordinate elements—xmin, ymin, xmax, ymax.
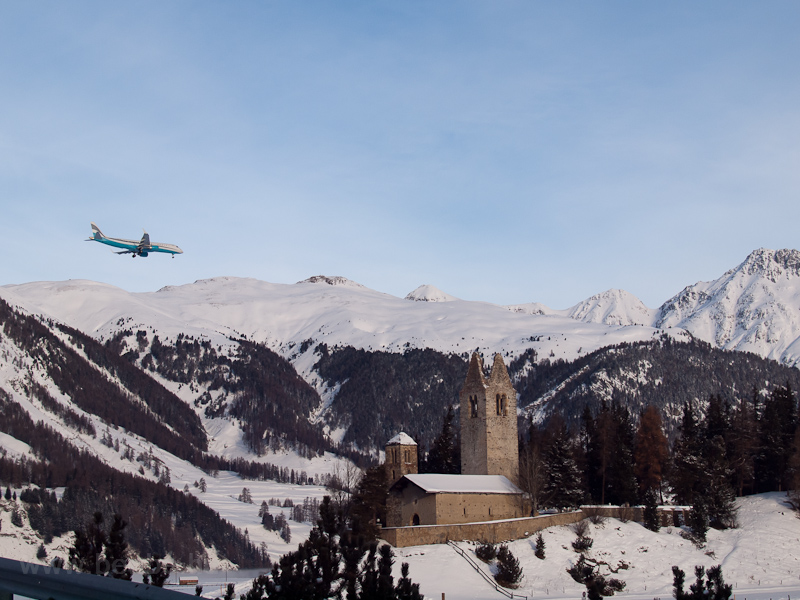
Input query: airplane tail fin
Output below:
<box><xmin>88</xmin><ymin>222</ymin><xmax>105</xmax><ymax>240</ymax></box>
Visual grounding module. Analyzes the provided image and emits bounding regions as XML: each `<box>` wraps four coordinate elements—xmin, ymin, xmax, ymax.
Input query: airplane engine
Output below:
<box><xmin>139</xmin><ymin>251</ymin><xmax>149</xmax><ymax>257</ymax></box>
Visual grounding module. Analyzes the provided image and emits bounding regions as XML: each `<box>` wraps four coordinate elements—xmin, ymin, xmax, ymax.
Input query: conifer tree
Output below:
<box><xmin>105</xmin><ymin>514</ymin><xmax>132</xmax><ymax>580</ymax></box>
<box><xmin>495</xmin><ymin>544</ymin><xmax>523</xmax><ymax>589</ymax></box>
<box><xmin>643</xmin><ymin>487</ymin><xmax>660</xmax><ymax>532</ymax></box>
<box><xmin>534</xmin><ymin>532</ymin><xmax>546</xmax><ymax>559</ymax></box>
<box><xmin>671</xmin><ymin>402</ymin><xmax>704</xmax><ymax>505</ymax></box>
<box><xmin>542</xmin><ymin>418</ymin><xmax>585</xmax><ymax>509</ymax></box>
<box><xmin>519</xmin><ymin>423</ymin><xmax>548</xmax><ymax>512</ymax></box>
<box><xmin>69</xmin><ymin>512</ymin><xmax>107</xmax><ymax>574</ymax></box>
<box><xmin>395</xmin><ymin>563</ymin><xmax>423</xmax><ymax>600</ymax></box>
<box><xmin>634</xmin><ymin>405</ymin><xmax>669</xmax><ymax>499</ymax></box>
<box><xmin>423</xmin><ymin>406</ymin><xmax>459</xmax><ymax>474</ymax></box>
<box><xmin>728</xmin><ymin>392</ymin><xmax>758</xmax><ymax>496</ymax></box>
<box><xmin>756</xmin><ymin>384</ymin><xmax>798</xmax><ymax>492</ymax></box>
<box><xmin>607</xmin><ymin>402</ymin><xmax>637</xmax><ymax>506</ymax></box>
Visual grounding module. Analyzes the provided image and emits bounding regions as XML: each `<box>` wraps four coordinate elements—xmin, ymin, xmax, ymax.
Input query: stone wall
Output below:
<box><xmin>380</xmin><ymin>506</ymin><xmax>687</xmax><ymax>548</ymax></box>
<box><xmin>380</xmin><ymin>511</ymin><xmax>584</xmax><ymax>548</ymax></box>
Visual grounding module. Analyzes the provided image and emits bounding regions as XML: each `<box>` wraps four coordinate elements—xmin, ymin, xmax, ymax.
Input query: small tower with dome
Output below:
<box><xmin>385</xmin><ymin>432</ymin><xmax>418</xmax><ymax>486</ymax></box>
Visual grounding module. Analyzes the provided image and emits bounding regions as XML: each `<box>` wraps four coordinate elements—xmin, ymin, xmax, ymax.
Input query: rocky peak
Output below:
<box><xmin>737</xmin><ymin>248</ymin><xmax>800</xmax><ymax>282</ymax></box>
<box><xmin>297</xmin><ymin>275</ymin><xmax>365</xmax><ymax>288</ymax></box>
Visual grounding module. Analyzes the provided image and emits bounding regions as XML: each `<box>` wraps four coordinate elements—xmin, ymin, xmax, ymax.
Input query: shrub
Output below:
<box><xmin>475</xmin><ymin>542</ymin><xmax>496</xmax><ymax>562</ymax></box>
<box><xmin>571</xmin><ymin>521</ymin><xmax>594</xmax><ymax>552</ymax></box>
<box><xmin>583</xmin><ymin>507</ymin><xmax>606</xmax><ymax>525</ymax></box>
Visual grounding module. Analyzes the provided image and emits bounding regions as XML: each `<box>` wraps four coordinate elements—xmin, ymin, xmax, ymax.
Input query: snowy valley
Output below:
<box><xmin>0</xmin><ymin>247</ymin><xmax>799</xmax><ymax>598</ymax></box>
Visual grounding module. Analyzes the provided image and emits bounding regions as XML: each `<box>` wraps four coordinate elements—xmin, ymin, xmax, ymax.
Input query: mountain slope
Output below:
<box><xmin>566</xmin><ymin>288</ymin><xmax>655</xmax><ymax>327</ymax></box>
<box><xmin>655</xmin><ymin>248</ymin><xmax>800</xmax><ymax>367</ymax></box>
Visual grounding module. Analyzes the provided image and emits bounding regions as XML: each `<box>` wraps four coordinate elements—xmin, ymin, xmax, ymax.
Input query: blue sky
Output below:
<box><xmin>1</xmin><ymin>2</ymin><xmax>799</xmax><ymax>308</ymax></box>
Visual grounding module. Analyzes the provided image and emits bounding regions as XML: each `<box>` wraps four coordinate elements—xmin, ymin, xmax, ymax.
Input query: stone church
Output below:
<box><xmin>384</xmin><ymin>353</ymin><xmax>526</xmax><ymax>528</ymax></box>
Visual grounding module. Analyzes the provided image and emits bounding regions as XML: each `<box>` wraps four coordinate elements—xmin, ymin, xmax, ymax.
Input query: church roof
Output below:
<box><xmin>399</xmin><ymin>474</ymin><xmax>522</xmax><ymax>495</ymax></box>
<box><xmin>387</xmin><ymin>432</ymin><xmax>417</xmax><ymax>446</ymax></box>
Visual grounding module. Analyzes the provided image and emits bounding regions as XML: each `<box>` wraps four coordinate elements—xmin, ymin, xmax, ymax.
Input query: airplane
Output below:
<box><xmin>86</xmin><ymin>222</ymin><xmax>183</xmax><ymax>258</ymax></box>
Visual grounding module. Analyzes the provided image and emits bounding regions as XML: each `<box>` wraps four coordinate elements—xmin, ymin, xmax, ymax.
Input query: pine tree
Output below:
<box><xmin>702</xmin><ymin>435</ymin><xmax>737</xmax><ymax>529</ymax></box>
<box><xmin>144</xmin><ymin>555</ymin><xmax>171</xmax><ymax>587</ymax></box>
<box><xmin>519</xmin><ymin>423</ymin><xmax>547</xmax><ymax>513</ymax></box>
<box><xmin>495</xmin><ymin>544</ymin><xmax>523</xmax><ymax>589</ymax></box>
<box><xmin>728</xmin><ymin>392</ymin><xmax>758</xmax><ymax>496</ymax></box>
<box><xmin>542</xmin><ymin>418</ymin><xmax>585</xmax><ymax>509</ymax></box>
<box><xmin>376</xmin><ymin>544</ymin><xmax>396</xmax><ymax>600</ymax></box>
<box><xmin>607</xmin><ymin>402</ymin><xmax>638</xmax><ymax>506</ymax></box>
<box><xmin>350</xmin><ymin>465</ymin><xmax>389</xmax><ymax>538</ymax></box>
<box><xmin>688</xmin><ymin>497</ymin><xmax>709</xmax><ymax>544</ymax></box>
<box><xmin>69</xmin><ymin>512</ymin><xmax>107</xmax><ymax>574</ymax></box>
<box><xmin>423</xmin><ymin>406</ymin><xmax>460</xmax><ymax>474</ymax></box>
<box><xmin>534</xmin><ymin>532</ymin><xmax>546</xmax><ymax>559</ymax></box>
<box><xmin>756</xmin><ymin>385</ymin><xmax>798</xmax><ymax>492</ymax></box>
<box><xmin>643</xmin><ymin>487</ymin><xmax>660</xmax><ymax>532</ymax></box>
<box><xmin>634</xmin><ymin>405</ymin><xmax>669</xmax><ymax>499</ymax></box>
<box><xmin>105</xmin><ymin>514</ymin><xmax>132</xmax><ymax>580</ymax></box>
<box><xmin>395</xmin><ymin>563</ymin><xmax>422</xmax><ymax>600</ymax></box>
<box><xmin>578</xmin><ymin>404</ymin><xmax>598</xmax><ymax>501</ymax></box>
<box><xmin>672</xmin><ymin>564</ymin><xmax>732</xmax><ymax>600</ymax></box>
<box><xmin>671</xmin><ymin>402</ymin><xmax>704</xmax><ymax>505</ymax></box>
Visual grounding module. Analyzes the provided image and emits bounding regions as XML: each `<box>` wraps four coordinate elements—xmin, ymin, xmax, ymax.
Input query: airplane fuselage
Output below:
<box><xmin>86</xmin><ymin>223</ymin><xmax>183</xmax><ymax>257</ymax></box>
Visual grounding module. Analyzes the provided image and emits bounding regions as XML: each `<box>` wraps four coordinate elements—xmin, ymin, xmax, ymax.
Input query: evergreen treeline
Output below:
<box><xmin>0</xmin><ymin>299</ymin><xmax>207</xmax><ymax>461</ymax></box>
<box><xmin>0</xmin><ymin>388</ymin><xmax>268</xmax><ymax>568</ymax></box>
<box><xmin>511</xmin><ymin>336</ymin><xmax>800</xmax><ymax>436</ymax></box>
<box><xmin>313</xmin><ymin>345</ymin><xmax>468</xmax><ymax>450</ymax></box>
<box><xmin>520</xmin><ymin>385</ymin><xmax>800</xmax><ymax>524</ymax></box>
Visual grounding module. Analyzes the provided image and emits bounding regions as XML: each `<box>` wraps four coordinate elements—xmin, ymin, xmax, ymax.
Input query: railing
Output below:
<box><xmin>446</xmin><ymin>540</ymin><xmax>527</xmax><ymax>600</ymax></box>
<box><xmin>0</xmin><ymin>556</ymin><xmax>188</xmax><ymax>600</ymax></box>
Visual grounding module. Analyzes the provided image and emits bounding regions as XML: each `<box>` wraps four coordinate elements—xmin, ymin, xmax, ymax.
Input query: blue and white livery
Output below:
<box><xmin>86</xmin><ymin>222</ymin><xmax>183</xmax><ymax>258</ymax></box>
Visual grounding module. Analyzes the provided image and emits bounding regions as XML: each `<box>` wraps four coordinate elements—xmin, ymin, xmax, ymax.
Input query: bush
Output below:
<box><xmin>572</xmin><ymin>535</ymin><xmax>594</xmax><ymax>552</ymax></box>
<box><xmin>567</xmin><ymin>555</ymin><xmax>595</xmax><ymax>584</ymax></box>
<box><xmin>475</xmin><ymin>542</ymin><xmax>496</xmax><ymax>562</ymax></box>
<box><xmin>583</xmin><ymin>507</ymin><xmax>606</xmax><ymax>525</ymax></box>
<box><xmin>495</xmin><ymin>545</ymin><xmax>522</xmax><ymax>589</ymax></box>
<box><xmin>571</xmin><ymin>521</ymin><xmax>594</xmax><ymax>552</ymax></box>
<box><xmin>10</xmin><ymin>507</ymin><xmax>24</xmax><ymax>527</ymax></box>
<box><xmin>569</xmin><ymin>555</ymin><xmax>626</xmax><ymax>598</ymax></box>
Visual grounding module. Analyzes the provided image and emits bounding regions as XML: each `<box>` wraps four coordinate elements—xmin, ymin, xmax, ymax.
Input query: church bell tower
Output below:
<box><xmin>459</xmin><ymin>353</ymin><xmax>519</xmax><ymax>484</ymax></box>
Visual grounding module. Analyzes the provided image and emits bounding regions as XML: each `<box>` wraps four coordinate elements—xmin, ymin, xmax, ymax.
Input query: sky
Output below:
<box><xmin>1</xmin><ymin>2</ymin><xmax>799</xmax><ymax>309</ymax></box>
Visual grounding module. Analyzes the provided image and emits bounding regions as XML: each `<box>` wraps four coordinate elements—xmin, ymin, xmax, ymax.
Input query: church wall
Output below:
<box><xmin>434</xmin><ymin>492</ymin><xmax>524</xmax><ymax>525</ymax></box>
<box><xmin>386</xmin><ymin>484</ymin><xmax>437</xmax><ymax>528</ymax></box>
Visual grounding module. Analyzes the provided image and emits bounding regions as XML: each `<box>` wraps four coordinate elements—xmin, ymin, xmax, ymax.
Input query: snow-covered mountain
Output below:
<box><xmin>0</xmin><ymin>277</ymin><xmax>665</xmax><ymax>370</ymax></box>
<box><xmin>566</xmin><ymin>288</ymin><xmax>655</xmax><ymax>327</ymax></box>
<box><xmin>404</xmin><ymin>284</ymin><xmax>459</xmax><ymax>302</ymax></box>
<box><xmin>507</xmin><ymin>248</ymin><xmax>800</xmax><ymax>368</ymax></box>
<box><xmin>654</xmin><ymin>248</ymin><xmax>800</xmax><ymax>367</ymax></box>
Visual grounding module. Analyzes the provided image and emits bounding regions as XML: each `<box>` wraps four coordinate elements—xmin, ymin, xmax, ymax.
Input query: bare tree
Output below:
<box><xmin>325</xmin><ymin>461</ymin><xmax>363</xmax><ymax>521</ymax></box>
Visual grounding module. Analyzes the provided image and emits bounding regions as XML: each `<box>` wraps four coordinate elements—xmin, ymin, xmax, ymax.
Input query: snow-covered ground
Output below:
<box><xmin>398</xmin><ymin>493</ymin><xmax>800</xmax><ymax>600</ymax></box>
<box><xmin>155</xmin><ymin>492</ymin><xmax>800</xmax><ymax>599</ymax></box>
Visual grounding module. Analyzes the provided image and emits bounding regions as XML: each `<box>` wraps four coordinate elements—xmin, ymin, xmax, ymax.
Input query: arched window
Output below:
<box><xmin>412</xmin><ymin>514</ymin><xmax>420</xmax><ymax>526</ymax></box>
<box><xmin>496</xmin><ymin>394</ymin><xmax>501</xmax><ymax>415</ymax></box>
<box><xmin>500</xmin><ymin>394</ymin><xmax>507</xmax><ymax>416</ymax></box>
<box><xmin>470</xmin><ymin>395</ymin><xmax>478</xmax><ymax>418</ymax></box>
